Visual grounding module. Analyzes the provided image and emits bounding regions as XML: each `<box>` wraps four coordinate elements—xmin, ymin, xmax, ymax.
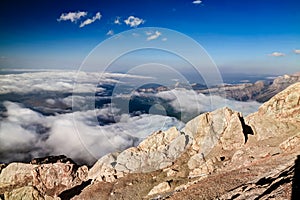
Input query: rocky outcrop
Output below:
<box><xmin>0</xmin><ymin>156</ymin><xmax>88</xmax><ymax>199</ymax></box>
<box><xmin>245</xmin><ymin>82</ymin><xmax>300</xmax><ymax>141</ymax></box>
<box><xmin>88</xmin><ymin>127</ymin><xmax>191</xmax><ymax>182</ymax></box>
<box><xmin>182</xmin><ymin>107</ymin><xmax>249</xmax><ymax>177</ymax></box>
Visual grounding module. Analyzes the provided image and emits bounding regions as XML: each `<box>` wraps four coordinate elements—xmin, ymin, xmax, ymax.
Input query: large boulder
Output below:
<box><xmin>183</xmin><ymin>107</ymin><xmax>247</xmax><ymax>154</ymax></box>
<box><xmin>88</xmin><ymin>127</ymin><xmax>191</xmax><ymax>182</ymax></box>
<box><xmin>0</xmin><ymin>159</ymin><xmax>88</xmax><ymax>198</ymax></box>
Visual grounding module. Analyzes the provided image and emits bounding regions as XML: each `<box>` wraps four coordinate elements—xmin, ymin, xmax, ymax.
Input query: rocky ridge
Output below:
<box><xmin>197</xmin><ymin>72</ymin><xmax>300</xmax><ymax>102</ymax></box>
<box><xmin>0</xmin><ymin>82</ymin><xmax>299</xmax><ymax>199</ymax></box>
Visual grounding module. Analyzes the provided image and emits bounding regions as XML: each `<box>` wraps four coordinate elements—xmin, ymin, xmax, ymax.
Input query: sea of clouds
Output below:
<box><xmin>0</xmin><ymin>71</ymin><xmax>262</xmax><ymax>165</ymax></box>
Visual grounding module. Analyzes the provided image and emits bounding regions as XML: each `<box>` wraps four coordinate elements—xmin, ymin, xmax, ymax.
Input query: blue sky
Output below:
<box><xmin>0</xmin><ymin>0</ymin><xmax>299</xmax><ymax>74</ymax></box>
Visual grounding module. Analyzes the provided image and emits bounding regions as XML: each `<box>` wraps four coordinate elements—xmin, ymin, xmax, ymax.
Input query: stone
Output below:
<box><xmin>0</xmin><ymin>163</ymin><xmax>35</xmax><ymax>186</ymax></box>
<box><xmin>4</xmin><ymin>186</ymin><xmax>44</xmax><ymax>200</ymax></box>
<box><xmin>0</xmin><ymin>161</ymin><xmax>88</xmax><ymax>197</ymax></box>
<box><xmin>148</xmin><ymin>182</ymin><xmax>171</xmax><ymax>196</ymax></box>
<box><xmin>279</xmin><ymin>133</ymin><xmax>300</xmax><ymax>151</ymax></box>
<box><xmin>184</xmin><ymin>107</ymin><xmax>246</xmax><ymax>155</ymax></box>
<box><xmin>187</xmin><ymin>153</ymin><xmax>206</xmax><ymax>170</ymax></box>
<box><xmin>89</xmin><ymin>127</ymin><xmax>189</xmax><ymax>182</ymax></box>
<box><xmin>88</xmin><ymin>153</ymin><xmax>120</xmax><ymax>182</ymax></box>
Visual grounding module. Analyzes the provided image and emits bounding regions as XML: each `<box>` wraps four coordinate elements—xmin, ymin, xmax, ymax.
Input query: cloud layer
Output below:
<box><xmin>0</xmin><ymin>71</ymin><xmax>147</xmax><ymax>95</ymax></box>
<box><xmin>0</xmin><ymin>71</ymin><xmax>262</xmax><ymax>165</ymax></box>
<box><xmin>0</xmin><ymin>101</ymin><xmax>183</xmax><ymax>165</ymax></box>
<box><xmin>148</xmin><ymin>88</ymin><xmax>261</xmax><ymax>122</ymax></box>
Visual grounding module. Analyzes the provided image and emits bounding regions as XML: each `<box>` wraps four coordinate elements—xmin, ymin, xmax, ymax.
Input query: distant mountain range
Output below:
<box><xmin>139</xmin><ymin>72</ymin><xmax>300</xmax><ymax>103</ymax></box>
<box><xmin>196</xmin><ymin>72</ymin><xmax>300</xmax><ymax>102</ymax></box>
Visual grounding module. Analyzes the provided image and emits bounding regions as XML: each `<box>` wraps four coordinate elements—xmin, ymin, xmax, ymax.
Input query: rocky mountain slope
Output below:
<box><xmin>0</xmin><ymin>82</ymin><xmax>299</xmax><ymax>200</ymax></box>
<box><xmin>197</xmin><ymin>72</ymin><xmax>300</xmax><ymax>102</ymax></box>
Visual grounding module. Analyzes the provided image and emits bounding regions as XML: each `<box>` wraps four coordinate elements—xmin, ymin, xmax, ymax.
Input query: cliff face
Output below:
<box><xmin>197</xmin><ymin>72</ymin><xmax>300</xmax><ymax>102</ymax></box>
<box><xmin>0</xmin><ymin>83</ymin><xmax>299</xmax><ymax>200</ymax></box>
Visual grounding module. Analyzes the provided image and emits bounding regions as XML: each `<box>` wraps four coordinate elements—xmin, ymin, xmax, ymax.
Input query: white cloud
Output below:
<box><xmin>269</xmin><ymin>52</ymin><xmax>285</xmax><ymax>57</ymax></box>
<box><xmin>114</xmin><ymin>16</ymin><xmax>122</xmax><ymax>25</ymax></box>
<box><xmin>57</xmin><ymin>11</ymin><xmax>87</xmax><ymax>23</ymax></box>
<box><xmin>192</xmin><ymin>0</ymin><xmax>202</xmax><ymax>4</ymax></box>
<box><xmin>146</xmin><ymin>31</ymin><xmax>162</xmax><ymax>41</ymax></box>
<box><xmin>0</xmin><ymin>71</ymin><xmax>148</xmax><ymax>95</ymax></box>
<box><xmin>293</xmin><ymin>49</ymin><xmax>300</xmax><ymax>54</ymax></box>
<box><xmin>0</xmin><ymin>101</ymin><xmax>183</xmax><ymax>164</ymax></box>
<box><xmin>152</xmin><ymin>88</ymin><xmax>261</xmax><ymax>122</ymax></box>
<box><xmin>106</xmin><ymin>30</ymin><xmax>114</xmax><ymax>36</ymax></box>
<box><xmin>124</xmin><ymin>16</ymin><xmax>145</xmax><ymax>27</ymax></box>
<box><xmin>0</xmin><ymin>70</ymin><xmax>261</xmax><ymax>165</ymax></box>
<box><xmin>162</xmin><ymin>37</ymin><xmax>168</xmax><ymax>42</ymax></box>
<box><xmin>80</xmin><ymin>12</ymin><xmax>101</xmax><ymax>28</ymax></box>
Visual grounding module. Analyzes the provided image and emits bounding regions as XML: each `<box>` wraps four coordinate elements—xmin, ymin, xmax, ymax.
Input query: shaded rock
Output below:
<box><xmin>30</xmin><ymin>155</ymin><xmax>76</xmax><ymax>165</ymax></box>
<box><xmin>0</xmin><ymin>164</ymin><xmax>6</xmax><ymax>174</ymax></box>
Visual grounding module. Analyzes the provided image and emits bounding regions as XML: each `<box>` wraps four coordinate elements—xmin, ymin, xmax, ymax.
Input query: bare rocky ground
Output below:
<box><xmin>0</xmin><ymin>82</ymin><xmax>299</xmax><ymax>200</ymax></box>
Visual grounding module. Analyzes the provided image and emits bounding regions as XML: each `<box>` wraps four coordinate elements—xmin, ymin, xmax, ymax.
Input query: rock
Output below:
<box><xmin>246</xmin><ymin>82</ymin><xmax>300</xmax><ymax>141</ymax></box>
<box><xmin>0</xmin><ymin>161</ymin><xmax>88</xmax><ymax>197</ymax></box>
<box><xmin>4</xmin><ymin>186</ymin><xmax>58</xmax><ymax>200</ymax></box>
<box><xmin>257</xmin><ymin>82</ymin><xmax>300</xmax><ymax>122</ymax></box>
<box><xmin>88</xmin><ymin>153</ymin><xmax>120</xmax><ymax>182</ymax></box>
<box><xmin>89</xmin><ymin>127</ymin><xmax>190</xmax><ymax>182</ymax></box>
<box><xmin>148</xmin><ymin>182</ymin><xmax>171</xmax><ymax>196</ymax></box>
<box><xmin>231</xmin><ymin>150</ymin><xmax>245</xmax><ymax>163</ymax></box>
<box><xmin>4</xmin><ymin>186</ymin><xmax>44</xmax><ymax>200</ymax></box>
<box><xmin>163</xmin><ymin>168</ymin><xmax>178</xmax><ymax>177</ymax></box>
<box><xmin>279</xmin><ymin>133</ymin><xmax>300</xmax><ymax>151</ymax></box>
<box><xmin>183</xmin><ymin>107</ymin><xmax>246</xmax><ymax>155</ymax></box>
<box><xmin>187</xmin><ymin>153</ymin><xmax>206</xmax><ymax>170</ymax></box>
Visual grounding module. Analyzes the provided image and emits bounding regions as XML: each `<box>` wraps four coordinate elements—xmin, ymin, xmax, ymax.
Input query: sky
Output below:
<box><xmin>0</xmin><ymin>0</ymin><xmax>300</xmax><ymax>75</ymax></box>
